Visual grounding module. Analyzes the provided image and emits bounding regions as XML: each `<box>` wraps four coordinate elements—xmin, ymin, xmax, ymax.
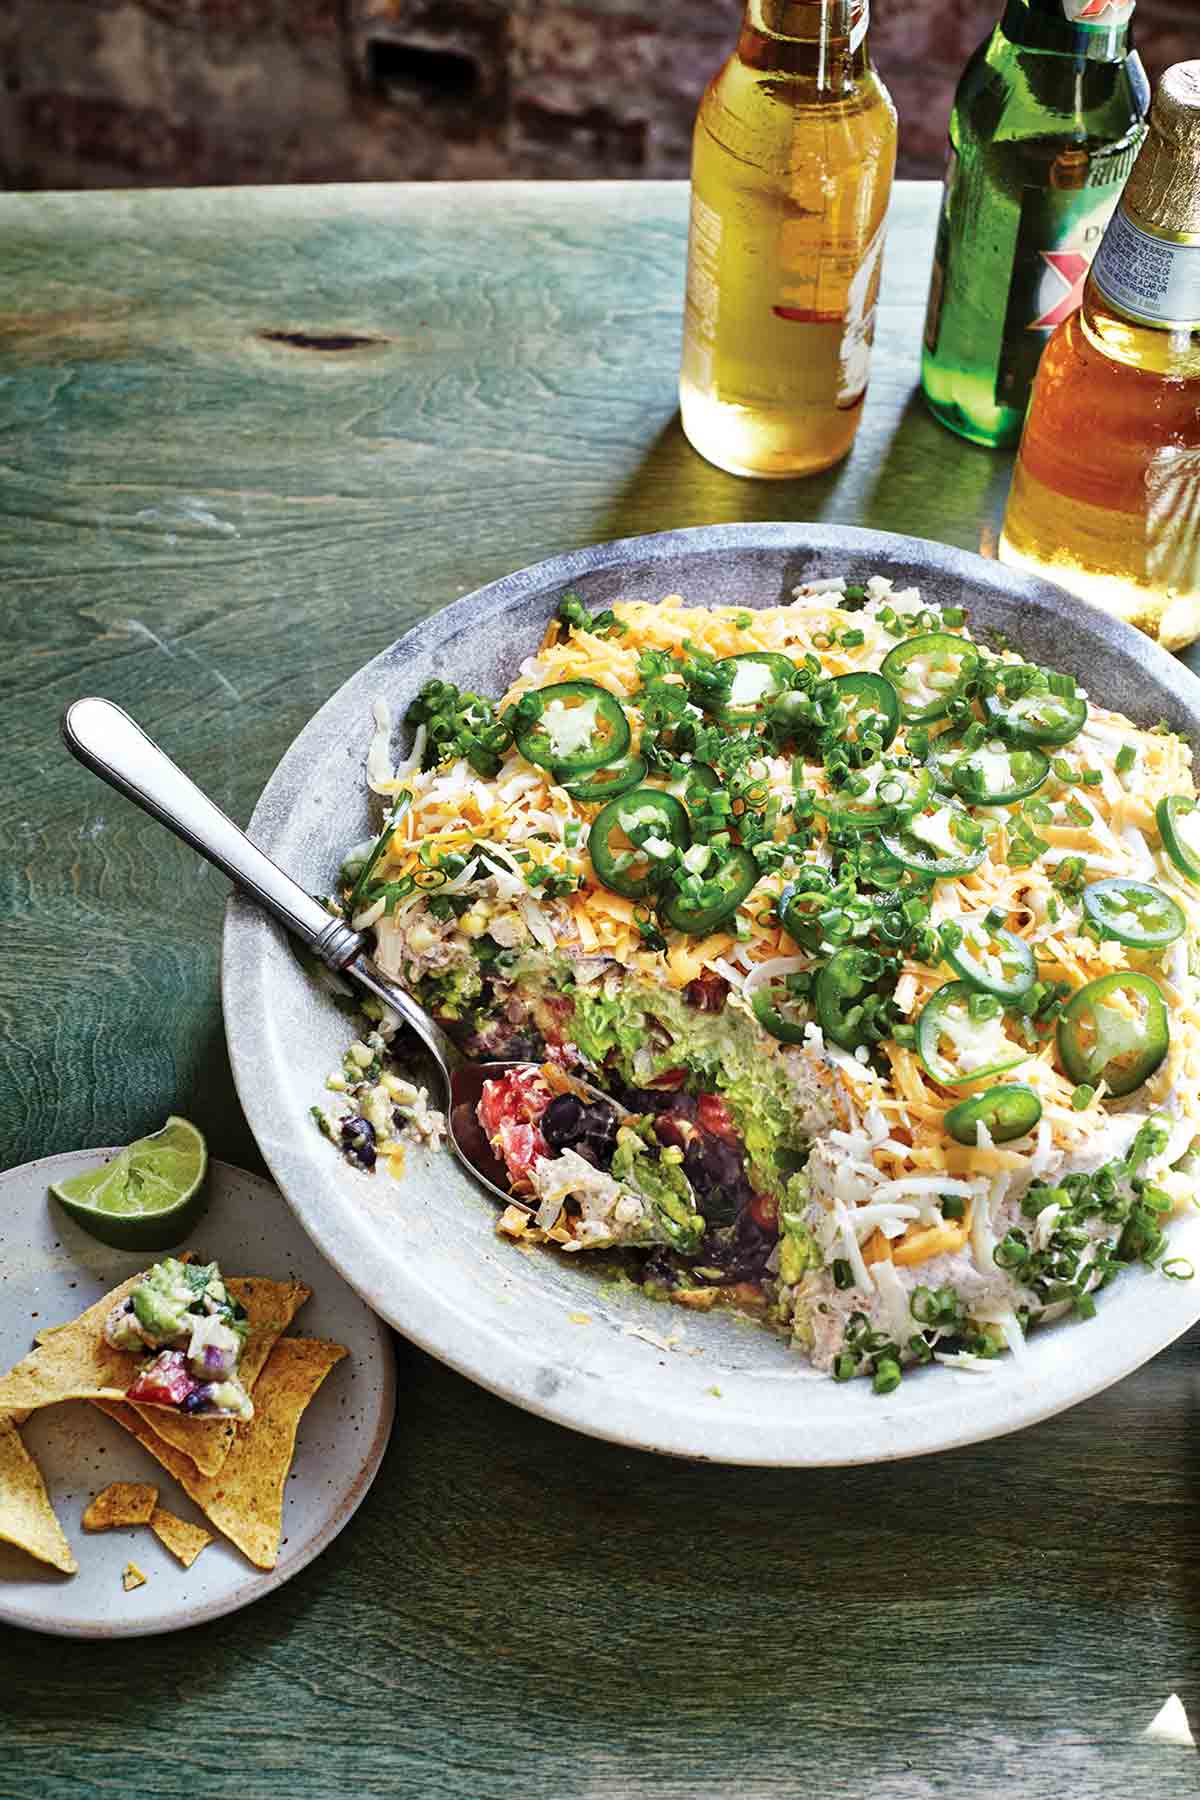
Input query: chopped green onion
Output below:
<box><xmin>872</xmin><ymin>1357</ymin><xmax>902</xmax><ymax>1395</ymax></box>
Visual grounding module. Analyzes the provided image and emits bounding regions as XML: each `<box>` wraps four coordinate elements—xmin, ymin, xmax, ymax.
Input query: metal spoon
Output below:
<box><xmin>60</xmin><ymin>697</ymin><xmax>625</xmax><ymax>1211</ymax></box>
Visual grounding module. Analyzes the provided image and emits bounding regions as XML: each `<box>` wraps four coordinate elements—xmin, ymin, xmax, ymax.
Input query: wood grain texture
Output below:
<box><xmin>1</xmin><ymin>181</ymin><xmax>1198</xmax><ymax>1798</ymax></box>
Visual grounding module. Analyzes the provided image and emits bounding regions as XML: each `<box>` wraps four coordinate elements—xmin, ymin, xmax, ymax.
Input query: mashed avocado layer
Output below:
<box><xmin>565</xmin><ymin>971</ymin><xmax>814</xmax><ymax>1198</ymax></box>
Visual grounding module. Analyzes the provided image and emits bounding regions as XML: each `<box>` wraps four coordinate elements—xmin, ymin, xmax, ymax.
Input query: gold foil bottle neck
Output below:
<box><xmin>1125</xmin><ymin>61</ymin><xmax>1200</xmax><ymax>236</ymax></box>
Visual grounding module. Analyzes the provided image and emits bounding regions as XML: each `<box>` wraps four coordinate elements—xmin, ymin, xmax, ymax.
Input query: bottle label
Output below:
<box><xmin>1093</xmin><ymin>210</ymin><xmax>1200</xmax><ymax>327</ymax></box>
<box><xmin>994</xmin><ymin>139</ymin><xmax>1143</xmax><ymax>409</ymax></box>
<box><xmin>1061</xmin><ymin>0</ymin><xmax>1135</xmax><ymax>23</ymax></box>
<box><xmin>681</xmin><ymin>191</ymin><xmax>723</xmax><ymax>394</ymax></box>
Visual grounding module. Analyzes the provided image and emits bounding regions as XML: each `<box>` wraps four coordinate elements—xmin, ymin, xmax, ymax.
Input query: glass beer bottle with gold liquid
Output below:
<box><xmin>1000</xmin><ymin>62</ymin><xmax>1200</xmax><ymax>649</ymax></box>
<box><xmin>679</xmin><ymin>0</ymin><xmax>897</xmax><ymax>479</ymax></box>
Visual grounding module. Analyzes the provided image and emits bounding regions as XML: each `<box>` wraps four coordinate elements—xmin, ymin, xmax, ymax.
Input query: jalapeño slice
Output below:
<box><xmin>711</xmin><ymin>652</ymin><xmax>796</xmax><ymax>719</ymax></box>
<box><xmin>1157</xmin><ymin>795</ymin><xmax>1200</xmax><ymax>885</ymax></box>
<box><xmin>983</xmin><ymin>687</ymin><xmax>1088</xmax><ymax>748</ymax></box>
<box><xmin>916</xmin><ymin>981</ymin><xmax>1030</xmax><ymax>1088</ymax></box>
<box><xmin>1057</xmin><ymin>972</ymin><xmax>1169</xmax><ymax>1097</ymax></box>
<box><xmin>779</xmin><ymin>878</ymin><xmax>834</xmax><ymax>951</ymax></box>
<box><xmin>817</xmin><ymin>763</ymin><xmax>933</xmax><ymax>834</ymax></box>
<box><xmin>879</xmin><ymin>805</ymin><xmax>987</xmax><ymax>878</ymax></box>
<box><xmin>513</xmin><ymin>680</ymin><xmax>631</xmax><ymax>774</ymax></box>
<box><xmin>559</xmin><ymin>751</ymin><xmax>647</xmax><ymax>802</ymax></box>
<box><xmin>942</xmin><ymin>917</ymin><xmax>1037</xmax><ymax>1000</ymax></box>
<box><xmin>662</xmin><ymin>847</ymin><xmax>758</xmax><ymax>935</ymax></box>
<box><xmin>828</xmin><ymin>672</ymin><xmax>900</xmax><ymax>754</ymax></box>
<box><xmin>589</xmin><ymin>788</ymin><xmax>689</xmax><ymax>900</ymax></box>
<box><xmin>1081</xmin><ymin>878</ymin><xmax>1186</xmax><ymax>950</ymax></box>
<box><xmin>944</xmin><ymin>1084</ymin><xmax>1042</xmax><ymax>1147</ymax></box>
<box><xmin>879</xmin><ymin>632</ymin><xmax>980</xmax><ymax>724</ymax></box>
<box><xmin>814</xmin><ymin>946</ymin><xmax>895</xmax><ymax>1052</ymax></box>
<box><xmin>949</xmin><ymin>741</ymin><xmax>1050</xmax><ymax>807</ymax></box>
<box><xmin>750</xmin><ymin>972</ymin><xmax>813</xmax><ymax>1045</ymax></box>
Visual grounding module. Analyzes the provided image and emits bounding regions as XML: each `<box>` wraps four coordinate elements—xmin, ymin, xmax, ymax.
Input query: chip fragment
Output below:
<box><xmin>122</xmin><ymin>1562</ymin><xmax>147</xmax><ymax>1591</ymax></box>
<box><xmin>0</xmin><ymin>1417</ymin><xmax>76</xmax><ymax>1574</ymax></box>
<box><xmin>96</xmin><ymin>1337</ymin><xmax>347</xmax><ymax>1570</ymax></box>
<box><xmin>82</xmin><ymin>1482</ymin><xmax>159</xmax><ymax>1531</ymax></box>
<box><xmin>149</xmin><ymin>1507</ymin><xmax>212</xmax><ymax>1568</ymax></box>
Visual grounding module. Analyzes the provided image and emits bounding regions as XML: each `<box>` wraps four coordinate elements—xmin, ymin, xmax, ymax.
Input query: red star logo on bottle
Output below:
<box><xmin>1062</xmin><ymin>0</ymin><xmax>1134</xmax><ymax>22</ymax></box>
<box><xmin>1029</xmin><ymin>251</ymin><xmax>1091</xmax><ymax>331</ymax></box>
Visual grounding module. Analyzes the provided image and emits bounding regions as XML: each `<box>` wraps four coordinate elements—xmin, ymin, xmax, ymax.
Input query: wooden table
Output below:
<box><xmin>2</xmin><ymin>181</ymin><xmax>1198</xmax><ymax>1798</ymax></box>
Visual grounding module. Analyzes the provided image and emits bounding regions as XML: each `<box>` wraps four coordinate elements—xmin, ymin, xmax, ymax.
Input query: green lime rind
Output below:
<box><xmin>49</xmin><ymin>1116</ymin><xmax>210</xmax><ymax>1251</ymax></box>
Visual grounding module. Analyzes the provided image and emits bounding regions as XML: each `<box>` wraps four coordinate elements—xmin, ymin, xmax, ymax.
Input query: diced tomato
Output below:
<box><xmin>696</xmin><ymin>1093</ymin><xmax>738</xmax><ymax>1141</ymax></box>
<box><xmin>478</xmin><ymin>1068</ymin><xmax>553</xmax><ymax>1191</ymax></box>
<box><xmin>748</xmin><ymin>1190</ymin><xmax>778</xmax><ymax>1231</ymax></box>
<box><xmin>126</xmin><ymin>1349</ymin><xmax>196</xmax><ymax>1410</ymax></box>
<box><xmin>479</xmin><ymin>1066</ymin><xmax>552</xmax><ymax>1136</ymax></box>
<box><xmin>494</xmin><ymin>1119</ymin><xmax>547</xmax><ymax>1188</ymax></box>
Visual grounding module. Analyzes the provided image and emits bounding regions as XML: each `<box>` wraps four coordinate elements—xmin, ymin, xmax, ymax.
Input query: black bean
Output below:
<box><xmin>340</xmin><ymin>1115</ymin><xmax>377</xmax><ymax>1170</ymax></box>
<box><xmin>684</xmin><ymin>1134</ymin><xmax>742</xmax><ymax>1194</ymax></box>
<box><xmin>542</xmin><ymin>1093</ymin><xmax>586</xmax><ymax>1149</ymax></box>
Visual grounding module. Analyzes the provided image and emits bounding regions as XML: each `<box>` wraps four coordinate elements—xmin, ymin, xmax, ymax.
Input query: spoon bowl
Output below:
<box><xmin>60</xmin><ymin>697</ymin><xmax>624</xmax><ymax>1214</ymax></box>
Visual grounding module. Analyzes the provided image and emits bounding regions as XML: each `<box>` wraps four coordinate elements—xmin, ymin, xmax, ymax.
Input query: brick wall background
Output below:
<box><xmin>0</xmin><ymin>1</ymin><xmax>1191</xmax><ymax>191</ymax></box>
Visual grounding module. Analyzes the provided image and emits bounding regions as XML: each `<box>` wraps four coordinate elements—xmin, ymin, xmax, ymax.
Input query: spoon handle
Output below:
<box><xmin>61</xmin><ymin>696</ymin><xmax>363</xmax><ymax>972</ymax></box>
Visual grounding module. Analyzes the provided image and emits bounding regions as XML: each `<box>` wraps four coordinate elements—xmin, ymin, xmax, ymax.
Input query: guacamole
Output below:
<box><xmin>105</xmin><ymin>1258</ymin><xmax>253</xmax><ymax>1420</ymax></box>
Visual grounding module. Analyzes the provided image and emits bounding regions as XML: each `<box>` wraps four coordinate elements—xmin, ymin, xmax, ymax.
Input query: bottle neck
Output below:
<box><xmin>740</xmin><ymin>1</ymin><xmax>872</xmax><ymax>85</ymax></box>
<box><xmin>999</xmin><ymin>0</ymin><xmax>1133</xmax><ymax>62</ymax></box>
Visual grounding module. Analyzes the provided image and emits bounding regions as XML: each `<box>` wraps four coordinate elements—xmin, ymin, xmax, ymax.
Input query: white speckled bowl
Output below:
<box><xmin>223</xmin><ymin>525</ymin><xmax>1200</xmax><ymax>1466</ymax></box>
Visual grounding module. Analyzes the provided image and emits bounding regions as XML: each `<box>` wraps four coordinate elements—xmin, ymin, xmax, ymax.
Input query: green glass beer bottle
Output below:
<box><xmin>921</xmin><ymin>0</ymin><xmax>1150</xmax><ymax>449</ymax></box>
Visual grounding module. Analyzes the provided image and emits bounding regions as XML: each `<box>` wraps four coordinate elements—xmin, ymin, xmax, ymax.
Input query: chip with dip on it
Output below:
<box><xmin>0</xmin><ymin>1262</ymin><xmax>310</xmax><ymax>1479</ymax></box>
<box><xmin>96</xmin><ymin>1336</ymin><xmax>348</xmax><ymax>1569</ymax></box>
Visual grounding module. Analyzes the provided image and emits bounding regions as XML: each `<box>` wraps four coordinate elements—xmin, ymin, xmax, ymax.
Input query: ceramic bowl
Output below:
<box><xmin>222</xmin><ymin>524</ymin><xmax>1200</xmax><ymax>1465</ymax></box>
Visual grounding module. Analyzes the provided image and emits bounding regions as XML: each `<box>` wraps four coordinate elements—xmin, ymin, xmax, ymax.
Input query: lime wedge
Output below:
<box><xmin>49</xmin><ymin>1117</ymin><xmax>210</xmax><ymax>1250</ymax></box>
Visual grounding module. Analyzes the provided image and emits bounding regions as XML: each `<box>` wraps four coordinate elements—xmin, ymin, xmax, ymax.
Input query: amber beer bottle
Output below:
<box><xmin>1000</xmin><ymin>63</ymin><xmax>1200</xmax><ymax>650</ymax></box>
<box><xmin>679</xmin><ymin>0</ymin><xmax>897</xmax><ymax>479</ymax></box>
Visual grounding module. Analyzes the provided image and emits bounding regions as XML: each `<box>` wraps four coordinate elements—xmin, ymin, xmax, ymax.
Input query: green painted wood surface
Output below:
<box><xmin>1</xmin><ymin>181</ymin><xmax>1198</xmax><ymax>1798</ymax></box>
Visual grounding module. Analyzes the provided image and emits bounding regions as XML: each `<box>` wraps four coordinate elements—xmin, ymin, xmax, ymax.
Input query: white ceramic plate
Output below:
<box><xmin>222</xmin><ymin>524</ymin><xmax>1200</xmax><ymax>1466</ymax></box>
<box><xmin>0</xmin><ymin>1152</ymin><xmax>394</xmax><ymax>1637</ymax></box>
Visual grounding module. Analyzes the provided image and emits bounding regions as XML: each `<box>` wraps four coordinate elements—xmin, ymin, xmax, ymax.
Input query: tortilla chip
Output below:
<box><xmin>131</xmin><ymin>1279</ymin><xmax>310</xmax><ymax>1478</ymax></box>
<box><xmin>0</xmin><ymin>1274</ymin><xmax>310</xmax><ymax>1483</ymax></box>
<box><xmin>150</xmin><ymin>1507</ymin><xmax>212</xmax><ymax>1568</ymax></box>
<box><xmin>82</xmin><ymin>1482</ymin><xmax>159</xmax><ymax>1531</ymax></box>
<box><xmin>0</xmin><ymin>1418</ymin><xmax>76</xmax><ymax>1574</ymax></box>
<box><xmin>122</xmin><ymin>1562</ymin><xmax>147</xmax><ymax>1591</ymax></box>
<box><xmin>96</xmin><ymin>1338</ymin><xmax>347</xmax><ymax>1570</ymax></box>
<box><xmin>0</xmin><ymin>1271</ymin><xmax>151</xmax><ymax>1413</ymax></box>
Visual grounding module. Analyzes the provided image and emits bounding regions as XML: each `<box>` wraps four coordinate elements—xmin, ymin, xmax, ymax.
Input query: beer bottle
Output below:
<box><xmin>679</xmin><ymin>1</ymin><xmax>897</xmax><ymax>479</ymax></box>
<box><xmin>1000</xmin><ymin>63</ymin><xmax>1200</xmax><ymax>650</ymax></box>
<box><xmin>921</xmin><ymin>0</ymin><xmax>1149</xmax><ymax>450</ymax></box>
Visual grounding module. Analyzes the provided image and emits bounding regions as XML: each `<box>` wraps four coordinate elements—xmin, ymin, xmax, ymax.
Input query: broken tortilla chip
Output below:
<box><xmin>123</xmin><ymin>1562</ymin><xmax>147</xmax><ymax>1591</ymax></box>
<box><xmin>131</xmin><ymin>1278</ymin><xmax>310</xmax><ymax>1478</ymax></box>
<box><xmin>150</xmin><ymin>1507</ymin><xmax>212</xmax><ymax>1568</ymax></box>
<box><xmin>82</xmin><ymin>1482</ymin><xmax>159</xmax><ymax>1531</ymax></box>
<box><xmin>96</xmin><ymin>1337</ymin><xmax>347</xmax><ymax>1570</ymax></box>
<box><xmin>0</xmin><ymin>1418</ymin><xmax>77</xmax><ymax>1574</ymax></box>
